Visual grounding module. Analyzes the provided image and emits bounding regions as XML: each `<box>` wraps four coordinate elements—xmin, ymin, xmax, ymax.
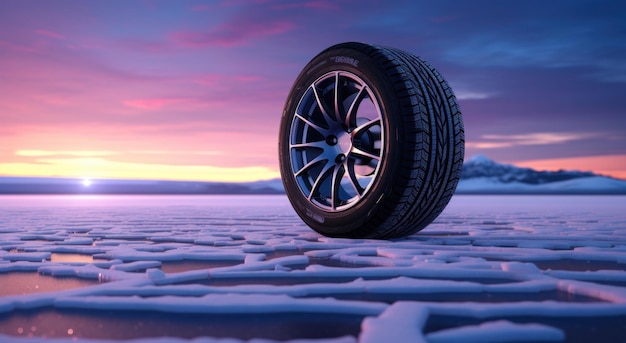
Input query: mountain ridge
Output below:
<box><xmin>462</xmin><ymin>154</ymin><xmax>601</xmax><ymax>183</ymax></box>
<box><xmin>456</xmin><ymin>155</ymin><xmax>626</xmax><ymax>194</ymax></box>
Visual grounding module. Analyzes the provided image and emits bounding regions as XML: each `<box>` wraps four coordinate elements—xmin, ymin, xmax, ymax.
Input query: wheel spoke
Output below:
<box><xmin>330</xmin><ymin>164</ymin><xmax>344</xmax><ymax>210</ymax></box>
<box><xmin>350</xmin><ymin>146</ymin><xmax>380</xmax><ymax>161</ymax></box>
<box><xmin>344</xmin><ymin>86</ymin><xmax>366</xmax><ymax>129</ymax></box>
<box><xmin>308</xmin><ymin>161</ymin><xmax>335</xmax><ymax>201</ymax></box>
<box><xmin>312</xmin><ymin>85</ymin><xmax>335</xmax><ymax>128</ymax></box>
<box><xmin>290</xmin><ymin>140</ymin><xmax>326</xmax><ymax>150</ymax></box>
<box><xmin>345</xmin><ymin>160</ymin><xmax>365</xmax><ymax>197</ymax></box>
<box><xmin>295</xmin><ymin>154</ymin><xmax>327</xmax><ymax>177</ymax></box>
<box><xmin>352</xmin><ymin>118</ymin><xmax>381</xmax><ymax>136</ymax></box>
<box><xmin>333</xmin><ymin>72</ymin><xmax>343</xmax><ymax>124</ymax></box>
<box><xmin>295</xmin><ymin>113</ymin><xmax>329</xmax><ymax>136</ymax></box>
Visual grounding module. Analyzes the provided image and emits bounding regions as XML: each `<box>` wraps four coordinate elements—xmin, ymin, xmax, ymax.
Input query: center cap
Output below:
<box><xmin>338</xmin><ymin>133</ymin><xmax>352</xmax><ymax>153</ymax></box>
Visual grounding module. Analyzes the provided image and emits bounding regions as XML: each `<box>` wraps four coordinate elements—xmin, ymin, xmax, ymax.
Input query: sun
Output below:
<box><xmin>81</xmin><ymin>178</ymin><xmax>92</xmax><ymax>187</ymax></box>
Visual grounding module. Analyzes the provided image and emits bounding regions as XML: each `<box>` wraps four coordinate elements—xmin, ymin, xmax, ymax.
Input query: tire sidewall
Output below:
<box><xmin>279</xmin><ymin>46</ymin><xmax>405</xmax><ymax>236</ymax></box>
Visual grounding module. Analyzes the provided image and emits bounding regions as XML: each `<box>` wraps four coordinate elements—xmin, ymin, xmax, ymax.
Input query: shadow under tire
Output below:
<box><xmin>279</xmin><ymin>42</ymin><xmax>464</xmax><ymax>239</ymax></box>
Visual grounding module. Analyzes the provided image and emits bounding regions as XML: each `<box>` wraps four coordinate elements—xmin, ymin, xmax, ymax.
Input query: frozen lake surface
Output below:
<box><xmin>1</xmin><ymin>195</ymin><xmax>625</xmax><ymax>343</ymax></box>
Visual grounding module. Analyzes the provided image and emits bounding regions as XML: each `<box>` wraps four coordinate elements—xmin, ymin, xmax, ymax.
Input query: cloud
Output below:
<box><xmin>515</xmin><ymin>154</ymin><xmax>626</xmax><ymax>180</ymax></box>
<box><xmin>191</xmin><ymin>73</ymin><xmax>261</xmax><ymax>86</ymax></box>
<box><xmin>271</xmin><ymin>0</ymin><xmax>339</xmax><ymax>10</ymax></box>
<box><xmin>117</xmin><ymin>38</ymin><xmax>173</xmax><ymax>53</ymax></box>
<box><xmin>453</xmin><ymin>89</ymin><xmax>492</xmax><ymax>100</ymax></box>
<box><xmin>435</xmin><ymin>1</ymin><xmax>626</xmax><ymax>83</ymax></box>
<box><xmin>170</xmin><ymin>19</ymin><xmax>295</xmax><ymax>48</ymax></box>
<box><xmin>129</xmin><ymin>150</ymin><xmax>221</xmax><ymax>156</ymax></box>
<box><xmin>467</xmin><ymin>132</ymin><xmax>597</xmax><ymax>149</ymax></box>
<box><xmin>0</xmin><ymin>39</ymin><xmax>37</xmax><ymax>53</ymax></box>
<box><xmin>35</xmin><ymin>29</ymin><xmax>65</xmax><ymax>40</ymax></box>
<box><xmin>16</xmin><ymin>150</ymin><xmax>115</xmax><ymax>157</ymax></box>
<box><xmin>1</xmin><ymin>0</ymin><xmax>624</xmax><ymax>181</ymax></box>
<box><xmin>122</xmin><ymin>98</ymin><xmax>193</xmax><ymax>110</ymax></box>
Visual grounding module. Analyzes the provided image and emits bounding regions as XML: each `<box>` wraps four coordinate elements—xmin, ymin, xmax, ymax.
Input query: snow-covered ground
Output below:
<box><xmin>0</xmin><ymin>195</ymin><xmax>625</xmax><ymax>343</ymax></box>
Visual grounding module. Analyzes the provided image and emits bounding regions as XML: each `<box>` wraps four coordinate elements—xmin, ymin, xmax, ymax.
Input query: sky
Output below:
<box><xmin>0</xmin><ymin>0</ymin><xmax>625</xmax><ymax>182</ymax></box>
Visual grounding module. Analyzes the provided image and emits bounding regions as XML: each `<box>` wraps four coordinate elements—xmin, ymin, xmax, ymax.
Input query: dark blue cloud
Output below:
<box><xmin>372</xmin><ymin>0</ymin><xmax>626</xmax><ymax>161</ymax></box>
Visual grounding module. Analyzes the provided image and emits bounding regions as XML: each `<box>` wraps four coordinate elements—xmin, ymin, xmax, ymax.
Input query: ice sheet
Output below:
<box><xmin>0</xmin><ymin>195</ymin><xmax>625</xmax><ymax>343</ymax></box>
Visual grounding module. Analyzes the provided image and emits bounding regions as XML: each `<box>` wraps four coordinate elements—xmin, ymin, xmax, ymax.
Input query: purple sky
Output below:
<box><xmin>1</xmin><ymin>0</ymin><xmax>625</xmax><ymax>181</ymax></box>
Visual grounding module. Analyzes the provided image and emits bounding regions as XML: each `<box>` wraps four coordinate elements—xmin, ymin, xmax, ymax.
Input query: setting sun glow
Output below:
<box><xmin>0</xmin><ymin>1</ymin><xmax>623</xmax><ymax>182</ymax></box>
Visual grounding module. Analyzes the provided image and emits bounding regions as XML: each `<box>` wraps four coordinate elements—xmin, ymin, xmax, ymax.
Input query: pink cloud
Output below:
<box><xmin>118</xmin><ymin>38</ymin><xmax>173</xmax><ymax>53</ymax></box>
<box><xmin>192</xmin><ymin>73</ymin><xmax>262</xmax><ymax>86</ymax></box>
<box><xmin>272</xmin><ymin>0</ymin><xmax>339</xmax><ymax>10</ymax></box>
<box><xmin>0</xmin><ymin>40</ymin><xmax>37</xmax><ymax>53</ymax></box>
<box><xmin>35</xmin><ymin>29</ymin><xmax>65</xmax><ymax>40</ymax></box>
<box><xmin>123</xmin><ymin>98</ymin><xmax>189</xmax><ymax>110</ymax></box>
<box><xmin>234</xmin><ymin>75</ymin><xmax>262</xmax><ymax>82</ymax></box>
<box><xmin>170</xmin><ymin>20</ymin><xmax>295</xmax><ymax>47</ymax></box>
<box><xmin>121</xmin><ymin>95</ymin><xmax>236</xmax><ymax>114</ymax></box>
<box><xmin>192</xmin><ymin>74</ymin><xmax>224</xmax><ymax>86</ymax></box>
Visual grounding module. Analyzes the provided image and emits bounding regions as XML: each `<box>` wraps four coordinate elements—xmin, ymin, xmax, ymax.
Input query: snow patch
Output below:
<box><xmin>426</xmin><ymin>320</ymin><xmax>565</xmax><ymax>342</ymax></box>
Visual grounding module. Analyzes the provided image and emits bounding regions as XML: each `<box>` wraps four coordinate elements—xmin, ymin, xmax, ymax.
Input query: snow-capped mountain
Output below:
<box><xmin>457</xmin><ymin>155</ymin><xmax>626</xmax><ymax>194</ymax></box>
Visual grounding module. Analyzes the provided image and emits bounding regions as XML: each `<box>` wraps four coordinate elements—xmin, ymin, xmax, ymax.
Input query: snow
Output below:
<box><xmin>456</xmin><ymin>176</ymin><xmax>626</xmax><ymax>194</ymax></box>
<box><xmin>360</xmin><ymin>302</ymin><xmax>428</xmax><ymax>343</ymax></box>
<box><xmin>456</xmin><ymin>177</ymin><xmax>536</xmax><ymax>193</ymax></box>
<box><xmin>465</xmin><ymin>154</ymin><xmax>495</xmax><ymax>165</ymax></box>
<box><xmin>541</xmin><ymin>176</ymin><xmax>626</xmax><ymax>192</ymax></box>
<box><xmin>425</xmin><ymin>320</ymin><xmax>565</xmax><ymax>343</ymax></box>
<box><xmin>0</xmin><ymin>194</ymin><xmax>625</xmax><ymax>343</ymax></box>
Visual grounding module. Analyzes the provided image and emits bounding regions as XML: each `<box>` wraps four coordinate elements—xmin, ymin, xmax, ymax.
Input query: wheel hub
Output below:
<box><xmin>325</xmin><ymin>131</ymin><xmax>352</xmax><ymax>163</ymax></box>
<box><xmin>289</xmin><ymin>70</ymin><xmax>384</xmax><ymax>211</ymax></box>
<box><xmin>337</xmin><ymin>132</ymin><xmax>352</xmax><ymax>155</ymax></box>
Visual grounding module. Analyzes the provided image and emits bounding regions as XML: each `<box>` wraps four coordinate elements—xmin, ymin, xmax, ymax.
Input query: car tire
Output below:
<box><xmin>279</xmin><ymin>42</ymin><xmax>464</xmax><ymax>238</ymax></box>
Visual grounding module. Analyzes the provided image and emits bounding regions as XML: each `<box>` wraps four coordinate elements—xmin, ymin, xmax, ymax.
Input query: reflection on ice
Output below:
<box><xmin>0</xmin><ymin>272</ymin><xmax>98</xmax><ymax>296</ymax></box>
<box><xmin>160</xmin><ymin>259</ymin><xmax>240</xmax><ymax>273</ymax></box>
<box><xmin>0</xmin><ymin>195</ymin><xmax>625</xmax><ymax>342</ymax></box>
<box><xmin>50</xmin><ymin>253</ymin><xmax>94</xmax><ymax>263</ymax></box>
<box><xmin>534</xmin><ymin>258</ymin><xmax>626</xmax><ymax>272</ymax></box>
<box><xmin>1</xmin><ymin>308</ymin><xmax>363</xmax><ymax>340</ymax></box>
